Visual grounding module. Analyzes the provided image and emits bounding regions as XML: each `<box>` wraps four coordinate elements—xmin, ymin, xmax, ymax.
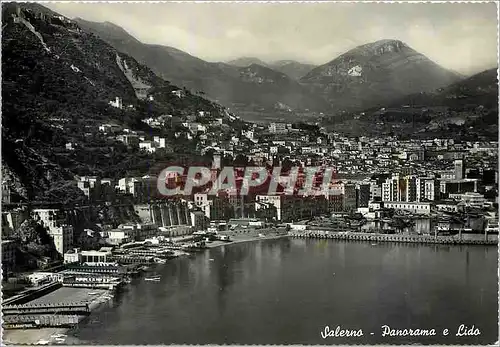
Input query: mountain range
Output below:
<box><xmin>73</xmin><ymin>19</ymin><xmax>469</xmax><ymax>120</ymax></box>
<box><xmin>74</xmin><ymin>18</ymin><xmax>329</xmax><ymax>121</ymax></box>
<box><xmin>300</xmin><ymin>39</ymin><xmax>463</xmax><ymax>110</ymax></box>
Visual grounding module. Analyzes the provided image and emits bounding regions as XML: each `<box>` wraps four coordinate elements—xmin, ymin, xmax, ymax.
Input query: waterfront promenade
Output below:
<box><xmin>290</xmin><ymin>231</ymin><xmax>498</xmax><ymax>245</ymax></box>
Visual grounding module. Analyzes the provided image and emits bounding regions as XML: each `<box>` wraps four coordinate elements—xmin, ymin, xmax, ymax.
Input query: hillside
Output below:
<box><xmin>1</xmin><ymin>3</ymin><xmax>232</xmax><ymax>202</ymax></box>
<box><xmin>392</xmin><ymin>68</ymin><xmax>498</xmax><ymax>109</ymax></box>
<box><xmin>73</xmin><ymin>18</ymin><xmax>328</xmax><ymax>121</ymax></box>
<box><xmin>301</xmin><ymin>39</ymin><xmax>463</xmax><ymax>112</ymax></box>
<box><xmin>323</xmin><ymin>68</ymin><xmax>498</xmax><ymax>140</ymax></box>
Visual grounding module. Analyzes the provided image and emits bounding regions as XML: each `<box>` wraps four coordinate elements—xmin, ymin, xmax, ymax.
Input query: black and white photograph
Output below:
<box><xmin>1</xmin><ymin>1</ymin><xmax>499</xmax><ymax>345</ymax></box>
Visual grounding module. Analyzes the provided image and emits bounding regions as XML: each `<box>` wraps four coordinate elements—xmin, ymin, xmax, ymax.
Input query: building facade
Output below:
<box><xmin>2</xmin><ymin>240</ymin><xmax>17</xmax><ymax>279</ymax></box>
<box><xmin>383</xmin><ymin>202</ymin><xmax>432</xmax><ymax>215</ymax></box>
<box><xmin>32</xmin><ymin>209</ymin><xmax>73</xmax><ymax>255</ymax></box>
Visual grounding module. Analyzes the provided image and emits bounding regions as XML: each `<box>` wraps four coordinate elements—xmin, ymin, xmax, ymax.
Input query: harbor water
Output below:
<box><xmin>70</xmin><ymin>238</ymin><xmax>498</xmax><ymax>345</ymax></box>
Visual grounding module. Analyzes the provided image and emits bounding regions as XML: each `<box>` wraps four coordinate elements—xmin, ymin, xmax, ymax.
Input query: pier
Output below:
<box><xmin>290</xmin><ymin>232</ymin><xmax>498</xmax><ymax>245</ymax></box>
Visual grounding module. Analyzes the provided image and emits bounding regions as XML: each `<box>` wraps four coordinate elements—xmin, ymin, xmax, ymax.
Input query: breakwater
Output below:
<box><xmin>290</xmin><ymin>232</ymin><xmax>498</xmax><ymax>245</ymax></box>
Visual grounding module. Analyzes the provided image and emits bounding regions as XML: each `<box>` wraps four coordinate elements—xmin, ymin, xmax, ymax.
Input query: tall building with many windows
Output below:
<box><xmin>357</xmin><ymin>183</ymin><xmax>371</xmax><ymax>208</ymax></box>
<box><xmin>381</xmin><ymin>175</ymin><xmax>418</xmax><ymax>202</ymax></box>
<box><xmin>382</xmin><ymin>175</ymin><xmax>400</xmax><ymax>202</ymax></box>
<box><xmin>416</xmin><ymin>178</ymin><xmax>439</xmax><ymax>202</ymax></box>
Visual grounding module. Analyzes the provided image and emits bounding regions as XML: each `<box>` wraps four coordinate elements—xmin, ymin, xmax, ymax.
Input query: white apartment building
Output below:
<box><xmin>381</xmin><ymin>177</ymin><xmax>399</xmax><ymax>202</ymax></box>
<box><xmin>369</xmin><ymin>181</ymin><xmax>382</xmax><ymax>201</ymax></box>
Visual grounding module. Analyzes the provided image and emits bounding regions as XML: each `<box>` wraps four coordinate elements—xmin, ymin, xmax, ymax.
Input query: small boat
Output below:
<box><xmin>209</xmin><ymin>258</ymin><xmax>215</xmax><ymax>261</ymax></box>
<box><xmin>54</xmin><ymin>337</ymin><xmax>66</xmax><ymax>344</ymax></box>
<box><xmin>36</xmin><ymin>340</ymin><xmax>50</xmax><ymax>345</ymax></box>
<box><xmin>371</xmin><ymin>243</ymin><xmax>378</xmax><ymax>246</ymax></box>
<box><xmin>88</xmin><ymin>292</ymin><xmax>99</xmax><ymax>295</ymax></box>
<box><xmin>258</xmin><ymin>234</ymin><xmax>265</xmax><ymax>237</ymax></box>
<box><xmin>145</xmin><ymin>275</ymin><xmax>161</xmax><ymax>281</ymax></box>
<box><xmin>50</xmin><ymin>334</ymin><xmax>67</xmax><ymax>339</ymax></box>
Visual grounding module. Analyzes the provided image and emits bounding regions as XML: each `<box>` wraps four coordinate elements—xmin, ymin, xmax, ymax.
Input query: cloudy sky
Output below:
<box><xmin>46</xmin><ymin>1</ymin><xmax>498</xmax><ymax>75</ymax></box>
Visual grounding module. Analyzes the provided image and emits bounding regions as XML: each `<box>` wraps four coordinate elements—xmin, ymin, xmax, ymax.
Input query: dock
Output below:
<box><xmin>290</xmin><ymin>232</ymin><xmax>498</xmax><ymax>245</ymax></box>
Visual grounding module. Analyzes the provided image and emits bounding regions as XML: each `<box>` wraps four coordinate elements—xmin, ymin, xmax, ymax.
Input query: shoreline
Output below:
<box><xmin>290</xmin><ymin>231</ymin><xmax>498</xmax><ymax>245</ymax></box>
<box><xmin>2</xmin><ymin>234</ymin><xmax>287</xmax><ymax>345</ymax></box>
<box><xmin>6</xmin><ymin>230</ymin><xmax>495</xmax><ymax>345</ymax></box>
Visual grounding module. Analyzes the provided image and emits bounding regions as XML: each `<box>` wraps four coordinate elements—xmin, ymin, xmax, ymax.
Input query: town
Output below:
<box><xmin>2</xmin><ymin>100</ymin><xmax>498</xmax><ymax>344</ymax></box>
<box><xmin>1</xmin><ymin>1</ymin><xmax>498</xmax><ymax>345</ymax></box>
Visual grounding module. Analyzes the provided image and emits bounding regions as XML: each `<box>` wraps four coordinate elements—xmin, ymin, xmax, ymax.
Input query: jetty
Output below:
<box><xmin>290</xmin><ymin>232</ymin><xmax>498</xmax><ymax>245</ymax></box>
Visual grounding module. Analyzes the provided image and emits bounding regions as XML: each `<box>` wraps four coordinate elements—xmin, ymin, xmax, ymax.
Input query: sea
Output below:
<box><xmin>69</xmin><ymin>238</ymin><xmax>498</xmax><ymax>345</ymax></box>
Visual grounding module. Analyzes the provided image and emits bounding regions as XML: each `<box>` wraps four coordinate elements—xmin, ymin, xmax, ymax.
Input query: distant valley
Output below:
<box><xmin>227</xmin><ymin>57</ymin><xmax>317</xmax><ymax>80</ymax></box>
